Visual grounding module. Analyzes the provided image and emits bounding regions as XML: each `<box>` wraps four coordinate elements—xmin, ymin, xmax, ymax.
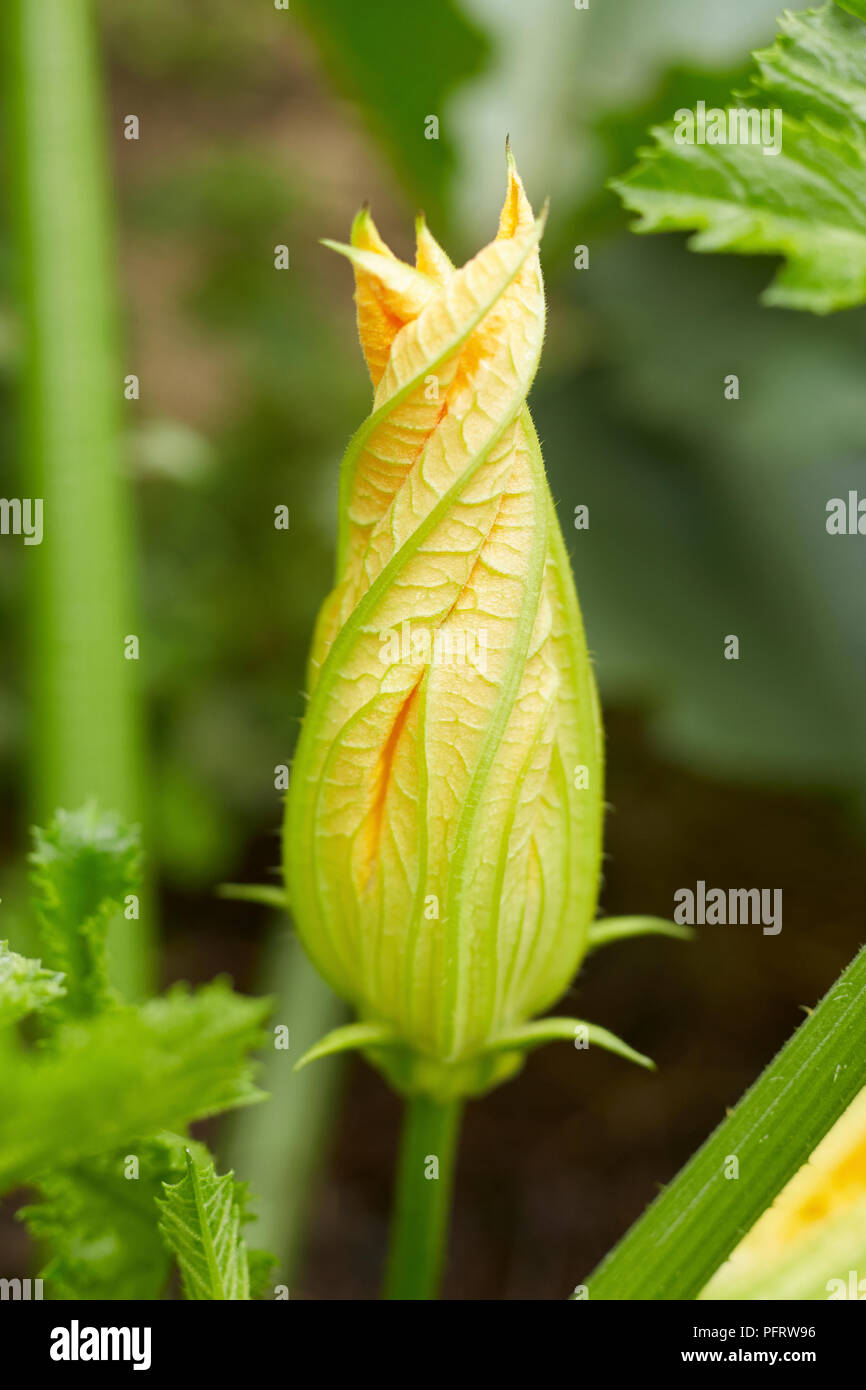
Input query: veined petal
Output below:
<box><xmin>415</xmin><ymin>212</ymin><xmax>454</xmax><ymax>284</ymax></box>
<box><xmin>284</xmin><ymin>154</ymin><xmax>604</xmax><ymax>1094</ymax></box>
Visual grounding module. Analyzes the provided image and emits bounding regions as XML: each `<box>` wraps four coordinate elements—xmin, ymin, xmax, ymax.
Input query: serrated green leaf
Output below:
<box><xmin>157</xmin><ymin>1148</ymin><xmax>259</xmax><ymax>1300</ymax></box>
<box><xmin>0</xmin><ymin>980</ymin><xmax>269</xmax><ymax>1193</ymax></box>
<box><xmin>19</xmin><ymin>1132</ymin><xmax>202</xmax><ymax>1301</ymax></box>
<box><xmin>0</xmin><ymin>941</ymin><xmax>65</xmax><ymax>1026</ymax></box>
<box><xmin>612</xmin><ymin>2</ymin><xmax>866</xmax><ymax>312</ymax></box>
<box><xmin>29</xmin><ymin>806</ymin><xmax>141</xmax><ymax>1019</ymax></box>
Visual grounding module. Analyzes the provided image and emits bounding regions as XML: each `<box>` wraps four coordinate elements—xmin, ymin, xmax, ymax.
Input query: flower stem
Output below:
<box><xmin>224</xmin><ymin>930</ymin><xmax>346</xmax><ymax>1282</ymax></box>
<box><xmin>383</xmin><ymin>1094</ymin><xmax>463</xmax><ymax>1300</ymax></box>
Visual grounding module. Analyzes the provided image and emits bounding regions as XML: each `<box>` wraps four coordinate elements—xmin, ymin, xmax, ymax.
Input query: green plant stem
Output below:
<box><xmin>582</xmin><ymin>944</ymin><xmax>866</xmax><ymax>1300</ymax></box>
<box><xmin>224</xmin><ymin>928</ymin><xmax>346</xmax><ymax>1283</ymax></box>
<box><xmin>383</xmin><ymin>1093</ymin><xmax>462</xmax><ymax>1300</ymax></box>
<box><xmin>5</xmin><ymin>0</ymin><xmax>149</xmax><ymax>996</ymax></box>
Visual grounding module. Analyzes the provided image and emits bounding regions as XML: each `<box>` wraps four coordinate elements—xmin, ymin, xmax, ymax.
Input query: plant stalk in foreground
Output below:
<box><xmin>5</xmin><ymin>0</ymin><xmax>149</xmax><ymax>996</ymax></box>
<box><xmin>582</xmin><ymin>944</ymin><xmax>866</xmax><ymax>1300</ymax></box>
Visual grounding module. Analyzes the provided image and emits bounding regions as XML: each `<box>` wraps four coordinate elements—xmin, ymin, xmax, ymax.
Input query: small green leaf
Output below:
<box><xmin>29</xmin><ymin>806</ymin><xmax>141</xmax><ymax>1019</ymax></box>
<box><xmin>587</xmin><ymin>916</ymin><xmax>694</xmax><ymax>952</ymax></box>
<box><xmin>157</xmin><ymin>1148</ymin><xmax>261</xmax><ymax>1300</ymax></box>
<box><xmin>0</xmin><ymin>941</ymin><xmax>65</xmax><ymax>1026</ymax></box>
<box><xmin>612</xmin><ymin>2</ymin><xmax>866</xmax><ymax>312</ymax></box>
<box><xmin>485</xmin><ymin>1017</ymin><xmax>655</xmax><ymax>1071</ymax></box>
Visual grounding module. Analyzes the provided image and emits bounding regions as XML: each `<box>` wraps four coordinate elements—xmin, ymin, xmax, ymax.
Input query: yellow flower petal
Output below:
<box><xmin>284</xmin><ymin>155</ymin><xmax>603</xmax><ymax>1095</ymax></box>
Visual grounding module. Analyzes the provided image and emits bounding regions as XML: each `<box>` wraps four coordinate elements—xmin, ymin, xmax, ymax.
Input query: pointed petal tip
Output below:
<box><xmin>350</xmin><ymin>205</ymin><xmax>399</xmax><ymax>259</ymax></box>
<box><xmin>496</xmin><ymin>147</ymin><xmax>543</xmax><ymax>240</ymax></box>
<box><xmin>414</xmin><ymin>213</ymin><xmax>455</xmax><ymax>280</ymax></box>
<box><xmin>349</xmin><ymin>204</ymin><xmax>373</xmax><ymax>245</ymax></box>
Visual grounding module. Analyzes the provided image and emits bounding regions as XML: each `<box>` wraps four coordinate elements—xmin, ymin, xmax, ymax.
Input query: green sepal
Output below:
<box><xmin>296</xmin><ymin>1011</ymin><xmax>654</xmax><ymax>1100</ymax></box>
<box><xmin>294</xmin><ymin>1021</ymin><xmax>401</xmax><ymax>1070</ymax></box>
<box><xmin>587</xmin><ymin>916</ymin><xmax>694</xmax><ymax>952</ymax></box>
<box><xmin>217</xmin><ymin>883</ymin><xmax>289</xmax><ymax>911</ymax></box>
<box><xmin>484</xmin><ymin>1017</ymin><xmax>655</xmax><ymax>1072</ymax></box>
<box><xmin>295</xmin><ymin>1023</ymin><xmax>524</xmax><ymax>1100</ymax></box>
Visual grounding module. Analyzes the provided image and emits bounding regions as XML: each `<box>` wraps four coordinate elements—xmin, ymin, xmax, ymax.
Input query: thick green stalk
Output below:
<box><xmin>5</xmin><ymin>1</ymin><xmax>149</xmax><ymax>994</ymax></box>
<box><xmin>384</xmin><ymin>1094</ymin><xmax>462</xmax><ymax>1300</ymax></box>
<box><xmin>582</xmin><ymin>944</ymin><xmax>866</xmax><ymax>1300</ymax></box>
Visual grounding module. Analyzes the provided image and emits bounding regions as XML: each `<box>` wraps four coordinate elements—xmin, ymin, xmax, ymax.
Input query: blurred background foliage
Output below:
<box><xmin>1</xmin><ymin>0</ymin><xmax>864</xmax><ymax>1297</ymax></box>
<box><xmin>98</xmin><ymin>0</ymin><xmax>866</xmax><ymax>877</ymax></box>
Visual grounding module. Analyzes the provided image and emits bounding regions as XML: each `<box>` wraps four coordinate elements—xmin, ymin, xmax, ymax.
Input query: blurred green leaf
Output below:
<box><xmin>20</xmin><ymin>1132</ymin><xmax>199</xmax><ymax>1301</ymax></box>
<box><xmin>539</xmin><ymin>233</ymin><xmax>866</xmax><ymax>797</ymax></box>
<box><xmin>294</xmin><ymin>0</ymin><xmax>490</xmax><ymax>231</ymax></box>
<box><xmin>450</xmin><ymin>0</ymin><xmax>782</xmax><ymax>249</ymax></box>
<box><xmin>612</xmin><ymin>2</ymin><xmax>866</xmax><ymax>312</ymax></box>
<box><xmin>29</xmin><ymin>806</ymin><xmax>141</xmax><ymax>1020</ymax></box>
<box><xmin>0</xmin><ymin>940</ymin><xmax>65</xmax><ymax>1026</ymax></box>
<box><xmin>0</xmin><ymin>981</ymin><xmax>268</xmax><ymax>1193</ymax></box>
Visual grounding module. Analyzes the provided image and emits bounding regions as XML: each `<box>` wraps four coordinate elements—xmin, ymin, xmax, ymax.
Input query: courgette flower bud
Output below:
<box><xmin>284</xmin><ymin>153</ymin><xmax>651</xmax><ymax>1100</ymax></box>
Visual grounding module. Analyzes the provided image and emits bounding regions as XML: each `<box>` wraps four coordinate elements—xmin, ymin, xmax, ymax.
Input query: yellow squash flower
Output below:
<box><xmin>284</xmin><ymin>152</ymin><xmax>654</xmax><ymax>1100</ymax></box>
